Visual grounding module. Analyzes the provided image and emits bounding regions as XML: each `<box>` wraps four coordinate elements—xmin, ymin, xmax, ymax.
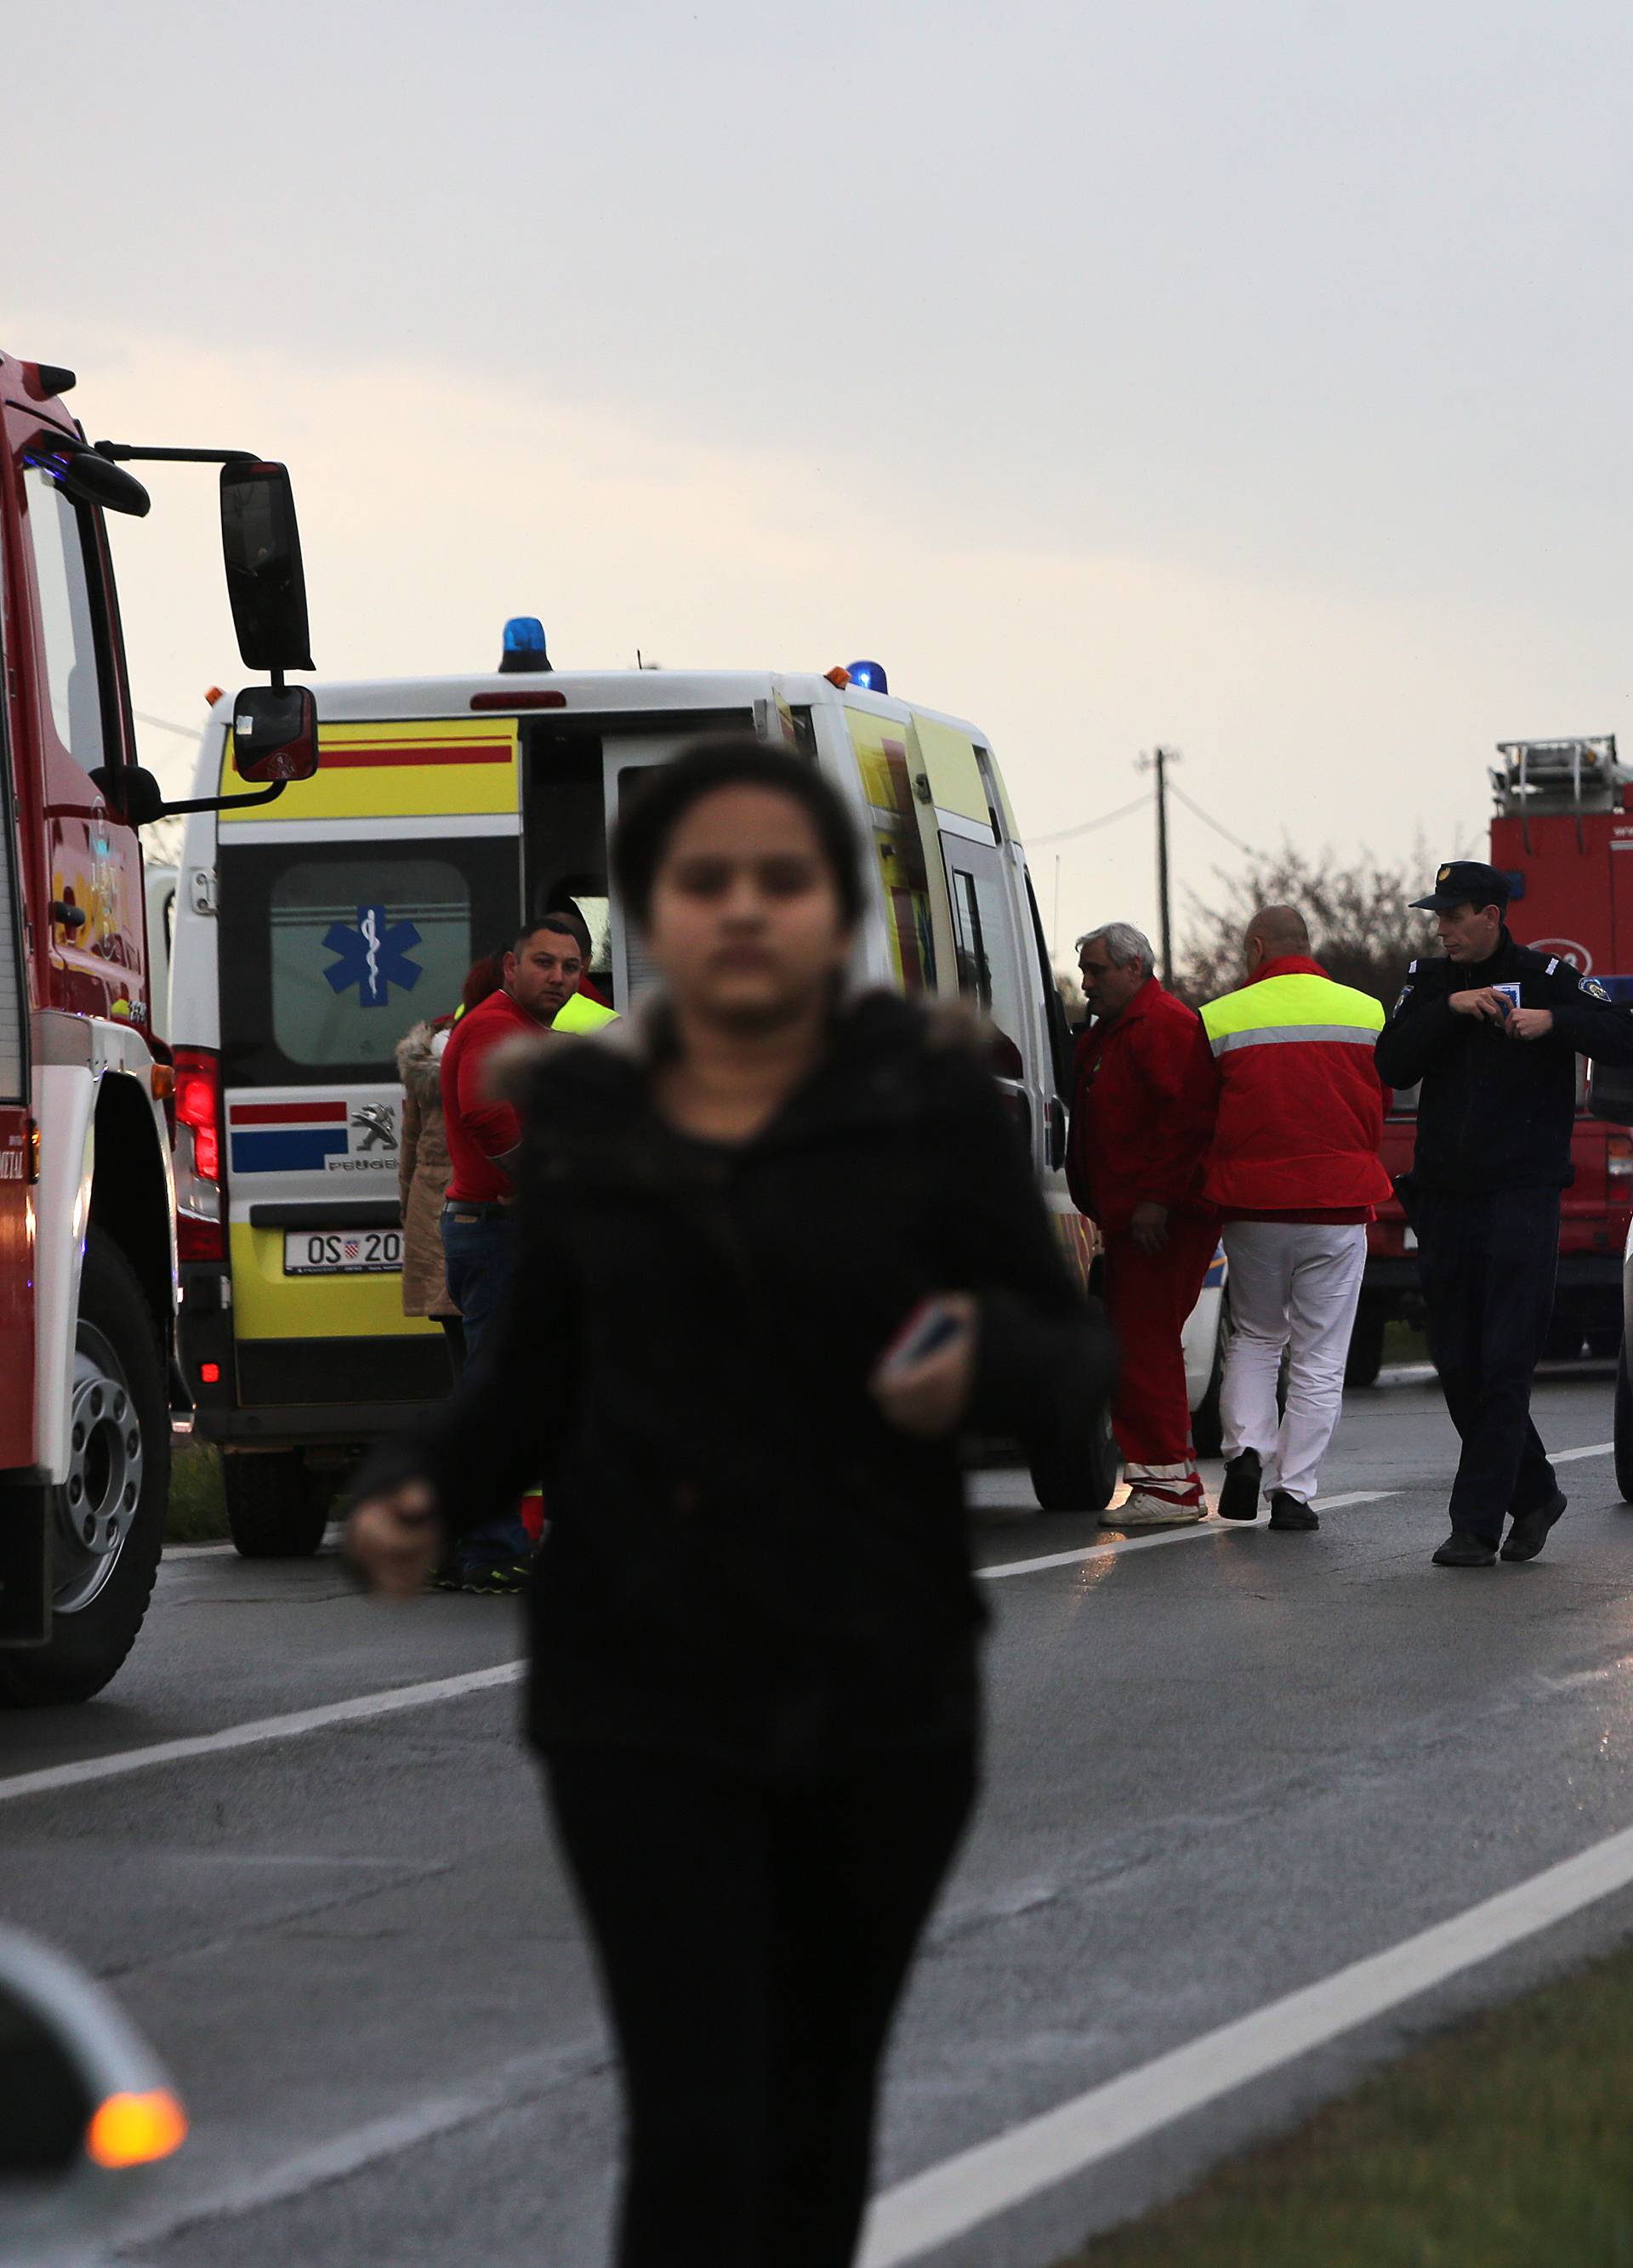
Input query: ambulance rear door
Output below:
<box><xmin>213</xmin><ymin>715</ymin><xmax>523</xmax><ymax>1419</ymax></box>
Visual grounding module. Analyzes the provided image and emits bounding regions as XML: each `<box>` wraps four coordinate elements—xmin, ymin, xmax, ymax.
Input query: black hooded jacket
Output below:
<box><xmin>1374</xmin><ymin>930</ymin><xmax>1633</xmax><ymax>1192</ymax></box>
<box><xmin>360</xmin><ymin>992</ymin><xmax>1112</xmax><ymax>1774</ymax></box>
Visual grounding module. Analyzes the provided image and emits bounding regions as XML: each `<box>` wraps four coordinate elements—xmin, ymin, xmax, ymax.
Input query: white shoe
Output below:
<box><xmin>1113</xmin><ymin>1489</ymin><xmax>1206</xmax><ymax>1526</ymax></box>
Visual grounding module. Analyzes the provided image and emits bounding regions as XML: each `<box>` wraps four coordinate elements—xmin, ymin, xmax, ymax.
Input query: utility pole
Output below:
<box><xmin>1135</xmin><ymin>746</ymin><xmax>1180</xmax><ymax>987</ymax></box>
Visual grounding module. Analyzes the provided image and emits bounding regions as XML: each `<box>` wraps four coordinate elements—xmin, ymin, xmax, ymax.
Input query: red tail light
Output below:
<box><xmin>174</xmin><ymin>1049</ymin><xmax>220</xmax><ymax>1184</ymax></box>
<box><xmin>177</xmin><ymin>1214</ymin><xmax>225</xmax><ymax>1262</ymax></box>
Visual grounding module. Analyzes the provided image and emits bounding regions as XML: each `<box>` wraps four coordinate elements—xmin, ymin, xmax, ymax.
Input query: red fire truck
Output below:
<box><xmin>1354</xmin><ymin>736</ymin><xmax>1633</xmax><ymax>1384</ymax></box>
<box><xmin>0</xmin><ymin>350</ymin><xmax>318</xmax><ymax>1704</ymax></box>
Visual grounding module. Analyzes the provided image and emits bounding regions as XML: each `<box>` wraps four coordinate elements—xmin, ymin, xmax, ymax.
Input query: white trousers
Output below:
<box><xmin>1219</xmin><ymin>1220</ymin><xmax>1368</xmax><ymax>1505</ymax></box>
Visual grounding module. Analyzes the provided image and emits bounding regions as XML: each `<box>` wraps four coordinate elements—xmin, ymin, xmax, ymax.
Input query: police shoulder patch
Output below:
<box><xmin>1580</xmin><ymin>975</ymin><xmax>1611</xmax><ymax>1002</ymax></box>
<box><xmin>1391</xmin><ymin>986</ymin><xmax>1410</xmax><ymax>1016</ymax></box>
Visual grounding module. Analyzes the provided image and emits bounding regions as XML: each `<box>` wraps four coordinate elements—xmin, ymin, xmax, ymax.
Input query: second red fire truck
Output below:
<box><xmin>1355</xmin><ymin>736</ymin><xmax>1633</xmax><ymax>1383</ymax></box>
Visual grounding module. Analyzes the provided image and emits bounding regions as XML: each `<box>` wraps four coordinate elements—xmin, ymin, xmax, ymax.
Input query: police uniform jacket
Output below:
<box><xmin>357</xmin><ymin>991</ymin><xmax>1112</xmax><ymax>1776</ymax></box>
<box><xmin>1374</xmin><ymin>930</ymin><xmax>1633</xmax><ymax>1191</ymax></box>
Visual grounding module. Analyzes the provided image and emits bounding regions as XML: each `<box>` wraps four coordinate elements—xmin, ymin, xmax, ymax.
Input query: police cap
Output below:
<box><xmin>1408</xmin><ymin>860</ymin><xmax>1511</xmax><ymax>913</ymax></box>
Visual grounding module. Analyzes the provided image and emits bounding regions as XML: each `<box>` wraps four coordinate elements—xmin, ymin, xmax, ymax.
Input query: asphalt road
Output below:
<box><xmin>6</xmin><ymin>1362</ymin><xmax>1633</xmax><ymax>2267</ymax></box>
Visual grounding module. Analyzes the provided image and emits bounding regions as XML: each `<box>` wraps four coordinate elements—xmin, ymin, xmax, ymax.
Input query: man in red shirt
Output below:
<box><xmin>437</xmin><ymin>915</ymin><xmax>593</xmax><ymax>1589</ymax></box>
<box><xmin>1069</xmin><ymin>923</ymin><xmax>1220</xmax><ymax>1523</ymax></box>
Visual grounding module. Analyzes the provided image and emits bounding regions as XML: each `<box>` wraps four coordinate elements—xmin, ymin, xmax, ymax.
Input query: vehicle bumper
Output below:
<box><xmin>179</xmin><ymin>1265</ymin><xmax>452</xmax><ymax>1449</ymax></box>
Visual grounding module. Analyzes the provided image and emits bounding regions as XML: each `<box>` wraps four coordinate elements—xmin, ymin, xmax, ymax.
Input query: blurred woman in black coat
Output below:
<box><xmin>349</xmin><ymin>740</ymin><xmax>1110</xmax><ymax>2268</ymax></box>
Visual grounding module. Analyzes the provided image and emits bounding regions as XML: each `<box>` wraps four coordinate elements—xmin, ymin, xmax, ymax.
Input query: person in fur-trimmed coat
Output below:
<box><xmin>395</xmin><ymin>1018</ymin><xmax>465</xmax><ymax>1372</ymax></box>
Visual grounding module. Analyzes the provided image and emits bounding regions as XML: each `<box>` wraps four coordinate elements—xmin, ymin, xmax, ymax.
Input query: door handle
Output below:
<box><xmin>49</xmin><ymin>901</ymin><xmax>87</xmax><ymax>931</ymax></box>
<box><xmin>1047</xmin><ymin>1096</ymin><xmax>1067</xmax><ymax>1171</ymax></box>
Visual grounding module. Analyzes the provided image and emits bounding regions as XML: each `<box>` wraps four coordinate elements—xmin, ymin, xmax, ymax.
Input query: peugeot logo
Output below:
<box><xmin>350</xmin><ymin>1104</ymin><xmax>399</xmax><ymax>1153</ymax></box>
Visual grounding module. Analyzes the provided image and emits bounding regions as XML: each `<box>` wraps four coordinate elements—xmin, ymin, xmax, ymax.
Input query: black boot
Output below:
<box><xmin>1217</xmin><ymin>1448</ymin><xmax>1262</xmax><ymax>1521</ymax></box>
<box><xmin>1500</xmin><ymin>1489</ymin><xmax>1567</xmax><ymax>1563</ymax></box>
<box><xmin>1432</xmin><ymin>1531</ymin><xmax>1498</xmax><ymax>1567</ymax></box>
<box><xmin>1268</xmin><ymin>1491</ymin><xmax>1319</xmax><ymax>1531</ymax></box>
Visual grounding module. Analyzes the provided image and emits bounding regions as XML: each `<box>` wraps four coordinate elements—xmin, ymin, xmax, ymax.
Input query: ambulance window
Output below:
<box><xmin>946</xmin><ymin>855</ymin><xmax>1027</xmax><ymax>1075</ymax></box>
<box><xmin>22</xmin><ymin>470</ymin><xmax>108</xmax><ymax>773</ymax></box>
<box><xmin>269</xmin><ymin>856</ymin><xmax>473</xmax><ymax>1069</ymax></box>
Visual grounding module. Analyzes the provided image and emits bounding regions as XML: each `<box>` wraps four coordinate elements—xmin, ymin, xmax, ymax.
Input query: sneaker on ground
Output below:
<box><xmin>457</xmin><ymin>1561</ymin><xmax>532</xmax><ymax>1595</ymax></box>
<box><xmin>1267</xmin><ymin>1491</ymin><xmax>1319</xmax><ymax>1532</ymax></box>
<box><xmin>1216</xmin><ymin>1449</ymin><xmax>1263</xmax><ymax>1522</ymax></box>
<box><xmin>1115</xmin><ymin>1488</ymin><xmax>1206</xmax><ymax>1527</ymax></box>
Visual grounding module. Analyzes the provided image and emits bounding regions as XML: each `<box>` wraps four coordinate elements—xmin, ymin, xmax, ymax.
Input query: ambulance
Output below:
<box><xmin>169</xmin><ymin>633</ymin><xmax>1217</xmax><ymax>1548</ymax></box>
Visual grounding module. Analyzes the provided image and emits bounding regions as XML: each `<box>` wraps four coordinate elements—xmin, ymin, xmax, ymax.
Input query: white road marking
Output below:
<box><xmin>978</xmin><ymin>1492</ymin><xmax>1397</xmax><ymax>1581</ymax></box>
<box><xmin>0</xmin><ymin>1662</ymin><xmax>525</xmax><ymax>1808</ymax></box>
<box><xmin>859</xmin><ymin>1809</ymin><xmax>1633</xmax><ymax>2265</ymax></box>
<box><xmin>161</xmin><ymin>1540</ymin><xmax>236</xmax><ymax>1560</ymax></box>
<box><xmin>1551</xmin><ymin>1440</ymin><xmax>1613</xmax><ymax>1464</ymax></box>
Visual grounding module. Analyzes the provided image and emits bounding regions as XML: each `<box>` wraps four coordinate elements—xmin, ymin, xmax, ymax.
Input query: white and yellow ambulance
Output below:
<box><xmin>169</xmin><ymin>638</ymin><xmax>1211</xmax><ymax>1550</ymax></box>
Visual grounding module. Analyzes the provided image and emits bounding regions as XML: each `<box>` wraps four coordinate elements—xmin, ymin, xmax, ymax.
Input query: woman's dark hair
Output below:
<box><xmin>612</xmin><ymin>737</ymin><xmax>864</xmax><ymax>932</ymax></box>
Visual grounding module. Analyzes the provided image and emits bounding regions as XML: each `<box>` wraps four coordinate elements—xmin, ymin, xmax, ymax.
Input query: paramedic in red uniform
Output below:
<box><xmin>1068</xmin><ymin>923</ymin><xmax>1220</xmax><ymax>1523</ymax></box>
<box><xmin>436</xmin><ymin>914</ymin><xmax>584</xmax><ymax>1589</ymax></box>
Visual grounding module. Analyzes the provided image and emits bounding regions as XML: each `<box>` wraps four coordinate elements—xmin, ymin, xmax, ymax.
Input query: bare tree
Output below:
<box><xmin>1173</xmin><ymin>841</ymin><xmax>1439</xmax><ymax>1009</ymax></box>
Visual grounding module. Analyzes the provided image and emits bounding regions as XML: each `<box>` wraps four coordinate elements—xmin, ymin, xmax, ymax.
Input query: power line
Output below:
<box><xmin>1028</xmin><ymin>790</ymin><xmax>1151</xmax><ymax>848</ymax></box>
<box><xmin>1168</xmin><ymin>782</ymin><xmax>1254</xmax><ymax>857</ymax></box>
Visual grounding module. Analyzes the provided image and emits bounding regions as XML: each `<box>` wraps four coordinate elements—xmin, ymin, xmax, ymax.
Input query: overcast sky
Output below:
<box><xmin>9</xmin><ymin>0</ymin><xmax>1631</xmax><ymax>960</ymax></box>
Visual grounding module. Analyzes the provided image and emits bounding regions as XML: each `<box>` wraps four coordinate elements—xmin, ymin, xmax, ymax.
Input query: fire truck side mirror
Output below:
<box><xmin>1588</xmin><ymin>1061</ymin><xmax>1633</xmax><ymax>1126</ymax></box>
<box><xmin>230</xmin><ymin>685</ymin><xmax>318</xmax><ymax>784</ymax></box>
<box><xmin>219</xmin><ymin>461</ymin><xmax>314</xmax><ymax>674</ymax></box>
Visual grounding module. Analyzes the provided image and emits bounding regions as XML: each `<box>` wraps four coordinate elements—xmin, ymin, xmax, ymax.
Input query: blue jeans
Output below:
<box><xmin>441</xmin><ymin>1207</ymin><xmax>532</xmax><ymax>1569</ymax></box>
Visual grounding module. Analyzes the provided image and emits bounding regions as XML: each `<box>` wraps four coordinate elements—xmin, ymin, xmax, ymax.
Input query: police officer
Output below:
<box><xmin>1376</xmin><ymin>861</ymin><xmax>1633</xmax><ymax>1568</ymax></box>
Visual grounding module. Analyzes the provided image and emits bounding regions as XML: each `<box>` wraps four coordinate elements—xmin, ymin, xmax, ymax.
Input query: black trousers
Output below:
<box><xmin>543</xmin><ymin>1740</ymin><xmax>977</xmax><ymax>2268</ymax></box>
<box><xmin>1413</xmin><ymin>1184</ymin><xmax>1561</xmax><ymax>1545</ymax></box>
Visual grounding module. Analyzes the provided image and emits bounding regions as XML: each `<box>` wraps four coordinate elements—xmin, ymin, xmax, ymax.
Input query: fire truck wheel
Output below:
<box><xmin>222</xmin><ymin>1452</ymin><xmax>330</xmax><ymax>1559</ymax></box>
<box><xmin>1615</xmin><ymin>1338</ymin><xmax>1633</xmax><ymax>1505</ymax></box>
<box><xmin>0</xmin><ymin>1231</ymin><xmax>168</xmax><ymax>1708</ymax></box>
<box><xmin>1029</xmin><ymin>1394</ymin><xmax>1119</xmax><ymax>1513</ymax></box>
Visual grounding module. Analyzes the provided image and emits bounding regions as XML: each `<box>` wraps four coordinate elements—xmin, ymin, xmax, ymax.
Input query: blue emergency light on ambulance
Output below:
<box><xmin>499</xmin><ymin>616</ymin><xmax>552</xmax><ymax>674</ymax></box>
<box><xmin>847</xmin><ymin>660</ymin><xmax>888</xmax><ymax>694</ymax></box>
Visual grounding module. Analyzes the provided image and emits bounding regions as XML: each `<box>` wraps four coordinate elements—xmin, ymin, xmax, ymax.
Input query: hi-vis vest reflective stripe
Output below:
<box><xmin>553</xmin><ymin>993</ymin><xmax>620</xmax><ymax>1035</ymax></box>
<box><xmin>1199</xmin><ymin>972</ymin><xmax>1384</xmax><ymax>1054</ymax></box>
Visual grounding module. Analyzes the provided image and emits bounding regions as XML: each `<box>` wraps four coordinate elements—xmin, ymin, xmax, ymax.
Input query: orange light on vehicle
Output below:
<box><xmin>203</xmin><ymin>685</ymin><xmax>224</xmax><ymax>708</ymax></box>
<box><xmin>86</xmin><ymin>2088</ymin><xmax>188</xmax><ymax>2169</ymax></box>
<box><xmin>198</xmin><ymin>1362</ymin><xmax>220</xmax><ymax>1385</ymax></box>
<box><xmin>824</xmin><ymin>666</ymin><xmax>851</xmax><ymax>688</ymax></box>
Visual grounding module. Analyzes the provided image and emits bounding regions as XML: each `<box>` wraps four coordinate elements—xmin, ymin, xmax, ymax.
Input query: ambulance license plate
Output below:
<box><xmin>283</xmin><ymin>1228</ymin><xmax>403</xmax><ymax>1275</ymax></box>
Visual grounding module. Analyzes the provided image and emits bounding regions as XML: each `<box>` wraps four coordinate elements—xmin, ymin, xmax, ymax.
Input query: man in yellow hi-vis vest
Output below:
<box><xmin>1200</xmin><ymin>907</ymin><xmax>1391</xmax><ymax>1530</ymax></box>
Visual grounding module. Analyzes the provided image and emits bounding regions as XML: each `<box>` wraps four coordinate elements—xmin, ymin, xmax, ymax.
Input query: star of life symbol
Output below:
<box><xmin>323</xmin><ymin>904</ymin><xmax>423</xmax><ymax>1009</ymax></box>
<box><xmin>350</xmin><ymin>1104</ymin><xmax>398</xmax><ymax>1152</ymax></box>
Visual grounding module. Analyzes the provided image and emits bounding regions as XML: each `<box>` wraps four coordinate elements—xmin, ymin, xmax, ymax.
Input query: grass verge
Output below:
<box><xmin>1058</xmin><ymin>1939</ymin><xmax>1633</xmax><ymax>2267</ymax></box>
<box><xmin>166</xmin><ymin>1438</ymin><xmax>228</xmax><ymax>1543</ymax></box>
